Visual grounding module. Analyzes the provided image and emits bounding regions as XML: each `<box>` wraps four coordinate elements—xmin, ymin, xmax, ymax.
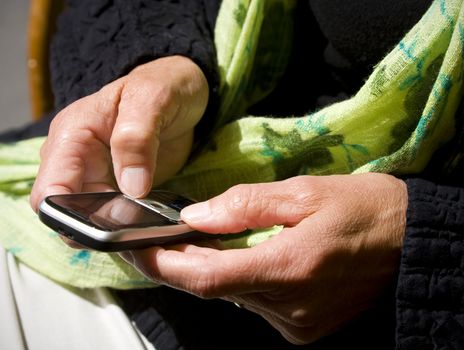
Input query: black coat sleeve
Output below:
<box><xmin>50</xmin><ymin>0</ymin><xmax>221</xmax><ymax>119</ymax></box>
<box><xmin>396</xmin><ymin>179</ymin><xmax>464</xmax><ymax>349</ymax></box>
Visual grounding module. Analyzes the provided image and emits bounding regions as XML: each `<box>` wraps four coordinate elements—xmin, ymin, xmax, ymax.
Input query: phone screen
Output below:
<box><xmin>47</xmin><ymin>191</ymin><xmax>195</xmax><ymax>231</ymax></box>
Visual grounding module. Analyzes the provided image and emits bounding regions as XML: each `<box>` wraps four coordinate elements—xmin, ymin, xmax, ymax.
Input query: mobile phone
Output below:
<box><xmin>38</xmin><ymin>190</ymin><xmax>213</xmax><ymax>252</ymax></box>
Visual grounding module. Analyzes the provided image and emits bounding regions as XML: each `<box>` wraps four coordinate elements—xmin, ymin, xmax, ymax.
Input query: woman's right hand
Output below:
<box><xmin>30</xmin><ymin>55</ymin><xmax>209</xmax><ymax>211</ymax></box>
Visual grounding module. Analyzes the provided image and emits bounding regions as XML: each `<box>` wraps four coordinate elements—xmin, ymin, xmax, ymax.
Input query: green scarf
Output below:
<box><xmin>0</xmin><ymin>0</ymin><xmax>462</xmax><ymax>289</ymax></box>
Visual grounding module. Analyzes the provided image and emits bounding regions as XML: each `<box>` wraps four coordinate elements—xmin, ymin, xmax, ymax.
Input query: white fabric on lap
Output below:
<box><xmin>0</xmin><ymin>248</ymin><xmax>155</xmax><ymax>350</ymax></box>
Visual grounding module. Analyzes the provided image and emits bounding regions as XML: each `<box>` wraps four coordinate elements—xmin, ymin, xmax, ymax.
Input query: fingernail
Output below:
<box><xmin>120</xmin><ymin>167</ymin><xmax>150</xmax><ymax>198</ymax></box>
<box><xmin>181</xmin><ymin>201</ymin><xmax>211</xmax><ymax>222</ymax></box>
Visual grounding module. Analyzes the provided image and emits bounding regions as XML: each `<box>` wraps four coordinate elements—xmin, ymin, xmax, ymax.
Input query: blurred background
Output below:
<box><xmin>0</xmin><ymin>0</ymin><xmax>32</xmax><ymax>133</ymax></box>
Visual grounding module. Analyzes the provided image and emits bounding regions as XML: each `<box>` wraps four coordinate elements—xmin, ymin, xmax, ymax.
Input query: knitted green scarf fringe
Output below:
<box><xmin>0</xmin><ymin>0</ymin><xmax>462</xmax><ymax>288</ymax></box>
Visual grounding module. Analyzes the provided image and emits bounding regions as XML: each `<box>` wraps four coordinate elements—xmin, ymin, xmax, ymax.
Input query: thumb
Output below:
<box><xmin>180</xmin><ymin>179</ymin><xmax>315</xmax><ymax>233</ymax></box>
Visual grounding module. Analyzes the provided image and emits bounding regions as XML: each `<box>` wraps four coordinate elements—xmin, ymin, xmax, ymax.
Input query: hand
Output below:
<box><xmin>120</xmin><ymin>173</ymin><xmax>407</xmax><ymax>344</ymax></box>
<box><xmin>31</xmin><ymin>55</ymin><xmax>208</xmax><ymax>211</ymax></box>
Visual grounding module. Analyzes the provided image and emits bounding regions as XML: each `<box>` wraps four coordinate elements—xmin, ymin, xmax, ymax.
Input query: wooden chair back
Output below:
<box><xmin>27</xmin><ymin>0</ymin><xmax>64</xmax><ymax>120</ymax></box>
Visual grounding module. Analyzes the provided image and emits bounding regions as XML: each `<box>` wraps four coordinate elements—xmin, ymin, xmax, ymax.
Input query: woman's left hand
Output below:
<box><xmin>120</xmin><ymin>173</ymin><xmax>407</xmax><ymax>344</ymax></box>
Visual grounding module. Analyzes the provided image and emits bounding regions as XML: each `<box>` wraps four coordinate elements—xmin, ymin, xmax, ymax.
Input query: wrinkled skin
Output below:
<box><xmin>29</xmin><ymin>53</ymin><xmax>407</xmax><ymax>345</ymax></box>
<box><xmin>121</xmin><ymin>173</ymin><xmax>407</xmax><ymax>344</ymax></box>
<box><xmin>31</xmin><ymin>55</ymin><xmax>208</xmax><ymax>211</ymax></box>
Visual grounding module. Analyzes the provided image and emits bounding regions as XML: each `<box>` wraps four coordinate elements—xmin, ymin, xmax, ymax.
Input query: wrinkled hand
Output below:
<box><xmin>31</xmin><ymin>55</ymin><xmax>208</xmax><ymax>211</ymax></box>
<box><xmin>121</xmin><ymin>173</ymin><xmax>407</xmax><ymax>344</ymax></box>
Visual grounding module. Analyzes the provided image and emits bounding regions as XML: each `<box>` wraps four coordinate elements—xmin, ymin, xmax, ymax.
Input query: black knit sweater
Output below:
<box><xmin>1</xmin><ymin>1</ymin><xmax>463</xmax><ymax>349</ymax></box>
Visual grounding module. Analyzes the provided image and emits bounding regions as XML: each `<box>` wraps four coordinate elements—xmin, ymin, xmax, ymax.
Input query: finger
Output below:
<box><xmin>30</xmin><ymin>89</ymin><xmax>120</xmax><ymax>211</ymax></box>
<box><xmin>180</xmin><ymin>177</ymin><xmax>318</xmax><ymax>233</ymax></box>
<box><xmin>128</xmin><ymin>238</ymin><xmax>291</xmax><ymax>297</ymax></box>
<box><xmin>110</xmin><ymin>79</ymin><xmax>178</xmax><ymax>198</ymax></box>
<box><xmin>129</xmin><ymin>212</ymin><xmax>330</xmax><ymax>296</ymax></box>
<box><xmin>30</xmin><ymin>140</ymin><xmax>83</xmax><ymax>212</ymax></box>
<box><xmin>226</xmin><ymin>290</ymin><xmax>322</xmax><ymax>331</ymax></box>
<box><xmin>257</xmin><ymin>311</ymin><xmax>316</xmax><ymax>345</ymax></box>
<box><xmin>30</xmin><ymin>135</ymin><xmax>114</xmax><ymax>211</ymax></box>
<box><xmin>222</xmin><ymin>295</ymin><xmax>316</xmax><ymax>345</ymax></box>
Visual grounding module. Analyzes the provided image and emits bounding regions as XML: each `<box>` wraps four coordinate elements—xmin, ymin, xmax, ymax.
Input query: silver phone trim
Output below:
<box><xmin>39</xmin><ymin>199</ymin><xmax>193</xmax><ymax>243</ymax></box>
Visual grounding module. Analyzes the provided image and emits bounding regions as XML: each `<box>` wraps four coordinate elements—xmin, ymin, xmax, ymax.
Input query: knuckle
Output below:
<box><xmin>120</xmin><ymin>80</ymin><xmax>176</xmax><ymax>128</ymax></box>
<box><xmin>98</xmin><ymin>79</ymin><xmax>122</xmax><ymax>100</ymax></box>
<box><xmin>55</xmin><ymin>97</ymin><xmax>87</xmax><ymax>119</ymax></box>
<box><xmin>93</xmin><ymin>95</ymin><xmax>118</xmax><ymax>120</ymax></box>
<box><xmin>225</xmin><ymin>184</ymin><xmax>253</xmax><ymax>211</ymax></box>
<box><xmin>58</xmin><ymin>128</ymin><xmax>94</xmax><ymax>148</ymax></box>
<box><xmin>123</xmin><ymin>80</ymin><xmax>172</xmax><ymax>109</ymax></box>
<box><xmin>284</xmin><ymin>176</ymin><xmax>315</xmax><ymax>198</ymax></box>
<box><xmin>110</xmin><ymin>125</ymin><xmax>153</xmax><ymax>151</ymax></box>
<box><xmin>222</xmin><ymin>184</ymin><xmax>257</xmax><ymax>224</ymax></box>
<box><xmin>149</xmin><ymin>84</ymin><xmax>173</xmax><ymax>110</ymax></box>
<box><xmin>284</xmin><ymin>176</ymin><xmax>323</xmax><ymax>211</ymax></box>
<box><xmin>47</xmin><ymin>126</ymin><xmax>96</xmax><ymax>154</ymax></box>
<box><xmin>50</xmin><ymin>97</ymin><xmax>108</xmax><ymax>136</ymax></box>
<box><xmin>287</xmin><ymin>309</ymin><xmax>313</xmax><ymax>328</ymax></box>
<box><xmin>49</xmin><ymin>109</ymin><xmax>70</xmax><ymax>133</ymax></box>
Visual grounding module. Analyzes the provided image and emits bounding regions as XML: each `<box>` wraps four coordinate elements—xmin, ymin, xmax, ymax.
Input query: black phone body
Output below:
<box><xmin>38</xmin><ymin>190</ymin><xmax>211</xmax><ymax>252</ymax></box>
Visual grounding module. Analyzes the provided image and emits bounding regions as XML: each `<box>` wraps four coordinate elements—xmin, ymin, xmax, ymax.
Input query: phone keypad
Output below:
<box><xmin>130</xmin><ymin>198</ymin><xmax>182</xmax><ymax>223</ymax></box>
